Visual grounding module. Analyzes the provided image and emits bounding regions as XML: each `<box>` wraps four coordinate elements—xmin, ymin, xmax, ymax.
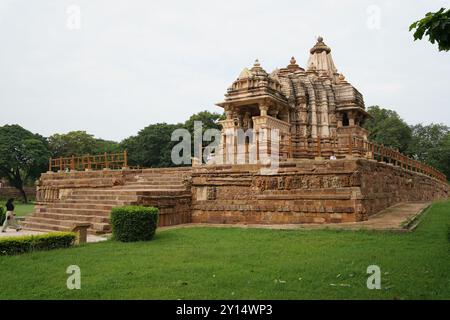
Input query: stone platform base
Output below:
<box><xmin>191</xmin><ymin>159</ymin><xmax>448</xmax><ymax>225</ymax></box>
<box><xmin>161</xmin><ymin>201</ymin><xmax>433</xmax><ymax>232</ymax></box>
<box><xmin>23</xmin><ymin>159</ymin><xmax>448</xmax><ymax>234</ymax></box>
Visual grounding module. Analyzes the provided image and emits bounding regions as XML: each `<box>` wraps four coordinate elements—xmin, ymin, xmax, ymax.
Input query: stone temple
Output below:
<box><xmin>22</xmin><ymin>38</ymin><xmax>448</xmax><ymax>234</ymax></box>
<box><xmin>215</xmin><ymin>36</ymin><xmax>368</xmax><ymax>163</ymax></box>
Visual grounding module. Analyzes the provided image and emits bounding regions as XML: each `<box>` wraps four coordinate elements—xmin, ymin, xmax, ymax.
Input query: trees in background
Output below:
<box><xmin>121</xmin><ymin>123</ymin><xmax>181</xmax><ymax>168</ymax></box>
<box><xmin>121</xmin><ymin>111</ymin><xmax>224</xmax><ymax>168</ymax></box>
<box><xmin>363</xmin><ymin>106</ymin><xmax>412</xmax><ymax>153</ymax></box>
<box><xmin>0</xmin><ymin>125</ymin><xmax>50</xmax><ymax>202</ymax></box>
<box><xmin>408</xmin><ymin>124</ymin><xmax>450</xmax><ymax>178</ymax></box>
<box><xmin>48</xmin><ymin>131</ymin><xmax>120</xmax><ymax>158</ymax></box>
<box><xmin>363</xmin><ymin>106</ymin><xmax>450</xmax><ymax>179</ymax></box>
<box><xmin>184</xmin><ymin>111</ymin><xmax>224</xmax><ymax>135</ymax></box>
<box><xmin>410</xmin><ymin>8</ymin><xmax>450</xmax><ymax>52</ymax></box>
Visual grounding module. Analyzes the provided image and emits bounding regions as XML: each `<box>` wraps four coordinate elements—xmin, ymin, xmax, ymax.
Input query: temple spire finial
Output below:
<box><xmin>307</xmin><ymin>36</ymin><xmax>337</xmax><ymax>77</ymax></box>
<box><xmin>287</xmin><ymin>56</ymin><xmax>303</xmax><ymax>71</ymax></box>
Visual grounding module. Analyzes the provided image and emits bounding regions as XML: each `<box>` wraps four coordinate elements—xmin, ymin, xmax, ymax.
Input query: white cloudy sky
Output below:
<box><xmin>0</xmin><ymin>0</ymin><xmax>449</xmax><ymax>141</ymax></box>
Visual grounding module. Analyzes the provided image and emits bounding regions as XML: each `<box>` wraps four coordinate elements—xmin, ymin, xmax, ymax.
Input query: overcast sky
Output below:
<box><xmin>0</xmin><ymin>0</ymin><xmax>449</xmax><ymax>142</ymax></box>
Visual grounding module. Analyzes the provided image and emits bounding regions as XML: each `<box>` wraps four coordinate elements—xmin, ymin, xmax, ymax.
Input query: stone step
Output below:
<box><xmin>128</xmin><ymin>181</ymin><xmax>185</xmax><ymax>186</ymax></box>
<box><xmin>65</xmin><ymin>194</ymin><xmax>140</xmax><ymax>201</ymax></box>
<box><xmin>114</xmin><ymin>185</ymin><xmax>187</xmax><ymax>191</ymax></box>
<box><xmin>107</xmin><ymin>189</ymin><xmax>190</xmax><ymax>195</ymax></box>
<box><xmin>71</xmin><ymin>189</ymin><xmax>146</xmax><ymax>195</ymax></box>
<box><xmin>22</xmin><ymin>222</ymin><xmax>104</xmax><ymax>235</ymax></box>
<box><xmin>134</xmin><ymin>176</ymin><xmax>184</xmax><ymax>181</ymax></box>
<box><xmin>35</xmin><ymin>207</ymin><xmax>111</xmax><ymax>216</ymax></box>
<box><xmin>138</xmin><ymin>170</ymin><xmax>189</xmax><ymax>175</ymax></box>
<box><xmin>22</xmin><ymin>221</ymin><xmax>71</xmax><ymax>232</ymax></box>
<box><xmin>37</xmin><ymin>202</ymin><xmax>117</xmax><ymax>210</ymax></box>
<box><xmin>57</xmin><ymin>199</ymin><xmax>135</xmax><ymax>205</ymax></box>
<box><xmin>33</xmin><ymin>212</ymin><xmax>109</xmax><ymax>224</ymax></box>
<box><xmin>24</xmin><ymin>216</ymin><xmax>110</xmax><ymax>232</ymax></box>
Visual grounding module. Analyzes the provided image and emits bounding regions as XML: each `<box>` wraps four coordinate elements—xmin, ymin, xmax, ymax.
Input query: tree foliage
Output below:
<box><xmin>121</xmin><ymin>111</ymin><xmax>224</xmax><ymax>168</ymax></box>
<box><xmin>364</xmin><ymin>106</ymin><xmax>450</xmax><ymax>180</ymax></box>
<box><xmin>0</xmin><ymin>125</ymin><xmax>50</xmax><ymax>202</ymax></box>
<box><xmin>121</xmin><ymin>123</ymin><xmax>181</xmax><ymax>168</ymax></box>
<box><xmin>408</xmin><ymin>124</ymin><xmax>450</xmax><ymax>178</ymax></box>
<box><xmin>184</xmin><ymin>111</ymin><xmax>224</xmax><ymax>134</ymax></box>
<box><xmin>363</xmin><ymin>106</ymin><xmax>412</xmax><ymax>153</ymax></box>
<box><xmin>410</xmin><ymin>8</ymin><xmax>450</xmax><ymax>51</ymax></box>
<box><xmin>48</xmin><ymin>131</ymin><xmax>120</xmax><ymax>158</ymax></box>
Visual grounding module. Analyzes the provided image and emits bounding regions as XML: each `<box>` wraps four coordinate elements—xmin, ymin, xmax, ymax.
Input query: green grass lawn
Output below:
<box><xmin>0</xmin><ymin>201</ymin><xmax>449</xmax><ymax>300</ymax></box>
<box><xmin>12</xmin><ymin>203</ymin><xmax>35</xmax><ymax>217</ymax></box>
<box><xmin>0</xmin><ymin>201</ymin><xmax>34</xmax><ymax>217</ymax></box>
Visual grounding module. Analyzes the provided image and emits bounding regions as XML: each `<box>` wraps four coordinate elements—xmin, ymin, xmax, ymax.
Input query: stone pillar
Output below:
<box><xmin>259</xmin><ymin>104</ymin><xmax>269</xmax><ymax>117</ymax></box>
<box><xmin>336</xmin><ymin>113</ymin><xmax>343</xmax><ymax>128</ymax></box>
<box><xmin>311</xmin><ymin>103</ymin><xmax>318</xmax><ymax>138</ymax></box>
<box><xmin>320</xmin><ymin>91</ymin><xmax>330</xmax><ymax>137</ymax></box>
<box><xmin>257</xmin><ymin>127</ymin><xmax>271</xmax><ymax>164</ymax></box>
<box><xmin>348</xmin><ymin>111</ymin><xmax>355</xmax><ymax>127</ymax></box>
<box><xmin>224</xmin><ymin>105</ymin><xmax>233</xmax><ymax>120</ymax></box>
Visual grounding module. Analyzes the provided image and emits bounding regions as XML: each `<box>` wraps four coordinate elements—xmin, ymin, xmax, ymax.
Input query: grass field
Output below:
<box><xmin>12</xmin><ymin>203</ymin><xmax>35</xmax><ymax>217</ymax></box>
<box><xmin>0</xmin><ymin>202</ymin><xmax>34</xmax><ymax>217</ymax></box>
<box><xmin>0</xmin><ymin>201</ymin><xmax>449</xmax><ymax>300</ymax></box>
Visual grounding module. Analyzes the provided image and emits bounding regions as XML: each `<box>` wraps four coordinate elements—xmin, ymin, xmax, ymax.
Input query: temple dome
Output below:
<box><xmin>237</xmin><ymin>59</ymin><xmax>269</xmax><ymax>80</ymax></box>
<box><xmin>238</xmin><ymin>68</ymin><xmax>252</xmax><ymax>79</ymax></box>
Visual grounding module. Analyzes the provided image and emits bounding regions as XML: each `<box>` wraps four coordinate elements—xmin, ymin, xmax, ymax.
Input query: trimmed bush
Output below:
<box><xmin>0</xmin><ymin>232</ymin><xmax>76</xmax><ymax>256</ymax></box>
<box><xmin>110</xmin><ymin>206</ymin><xmax>159</xmax><ymax>242</ymax></box>
<box><xmin>0</xmin><ymin>206</ymin><xmax>5</xmax><ymax>225</ymax></box>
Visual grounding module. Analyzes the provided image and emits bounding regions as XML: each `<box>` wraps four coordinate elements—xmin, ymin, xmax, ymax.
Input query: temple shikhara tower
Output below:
<box><xmin>215</xmin><ymin>37</ymin><xmax>369</xmax><ymax>163</ymax></box>
<box><xmin>22</xmin><ymin>37</ymin><xmax>448</xmax><ymax>234</ymax></box>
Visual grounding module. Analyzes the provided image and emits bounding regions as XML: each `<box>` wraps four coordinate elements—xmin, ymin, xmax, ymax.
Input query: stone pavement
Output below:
<box><xmin>160</xmin><ymin>201</ymin><xmax>432</xmax><ymax>233</ymax></box>
<box><xmin>0</xmin><ymin>228</ymin><xmax>108</xmax><ymax>243</ymax></box>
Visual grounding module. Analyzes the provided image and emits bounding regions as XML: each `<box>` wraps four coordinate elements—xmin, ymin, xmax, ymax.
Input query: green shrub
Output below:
<box><xmin>0</xmin><ymin>232</ymin><xmax>76</xmax><ymax>256</ymax></box>
<box><xmin>110</xmin><ymin>206</ymin><xmax>159</xmax><ymax>242</ymax></box>
<box><xmin>0</xmin><ymin>206</ymin><xmax>5</xmax><ymax>225</ymax></box>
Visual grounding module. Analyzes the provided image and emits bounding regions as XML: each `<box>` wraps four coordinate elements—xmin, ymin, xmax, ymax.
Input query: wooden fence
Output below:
<box><xmin>49</xmin><ymin>151</ymin><xmax>128</xmax><ymax>172</ymax></box>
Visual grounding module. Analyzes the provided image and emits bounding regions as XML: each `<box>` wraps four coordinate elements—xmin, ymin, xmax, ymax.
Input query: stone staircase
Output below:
<box><xmin>22</xmin><ymin>168</ymin><xmax>192</xmax><ymax>235</ymax></box>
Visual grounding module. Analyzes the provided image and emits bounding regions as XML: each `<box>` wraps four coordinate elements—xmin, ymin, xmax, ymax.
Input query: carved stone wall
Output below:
<box><xmin>191</xmin><ymin>160</ymin><xmax>448</xmax><ymax>225</ymax></box>
<box><xmin>28</xmin><ymin>160</ymin><xmax>448</xmax><ymax>233</ymax></box>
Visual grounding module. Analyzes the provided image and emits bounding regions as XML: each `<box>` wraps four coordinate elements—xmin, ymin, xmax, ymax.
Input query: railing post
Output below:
<box><xmin>59</xmin><ymin>157</ymin><xmax>63</xmax><ymax>171</ymax></box>
<box><xmin>71</xmin><ymin>155</ymin><xmax>75</xmax><ymax>171</ymax></box>
<box><xmin>104</xmin><ymin>152</ymin><xmax>109</xmax><ymax>169</ymax></box>
<box><xmin>87</xmin><ymin>154</ymin><xmax>91</xmax><ymax>170</ymax></box>
<box><xmin>49</xmin><ymin>158</ymin><xmax>52</xmax><ymax>172</ymax></box>
<box><xmin>124</xmin><ymin>150</ymin><xmax>128</xmax><ymax>168</ymax></box>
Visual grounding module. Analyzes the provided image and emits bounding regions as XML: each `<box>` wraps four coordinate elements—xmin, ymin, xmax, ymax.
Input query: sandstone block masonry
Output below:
<box><xmin>191</xmin><ymin>159</ymin><xmax>448</xmax><ymax>224</ymax></box>
<box><xmin>22</xmin><ymin>168</ymin><xmax>192</xmax><ymax>234</ymax></box>
<box><xmin>22</xmin><ymin>159</ymin><xmax>448</xmax><ymax>234</ymax></box>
